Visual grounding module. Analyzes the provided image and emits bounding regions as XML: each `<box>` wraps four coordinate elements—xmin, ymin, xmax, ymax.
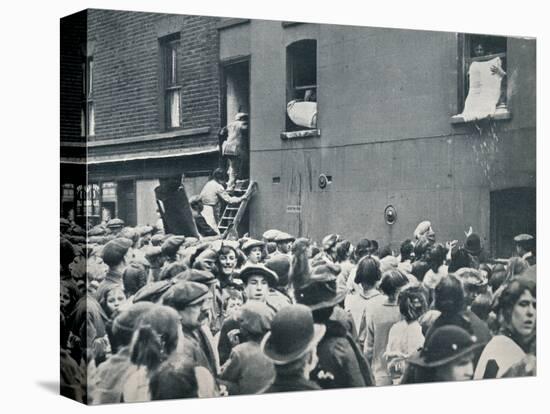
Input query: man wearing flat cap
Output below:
<box><xmin>106</xmin><ymin>218</ymin><xmax>125</xmax><ymax>236</ymax></box>
<box><xmin>272</xmin><ymin>231</ymin><xmax>295</xmax><ymax>258</ymax></box>
<box><xmin>95</xmin><ymin>237</ymin><xmax>133</xmax><ymax>301</ymax></box>
<box><xmin>162</xmin><ymin>281</ymin><xmax>219</xmax><ymax>377</ymax></box>
<box><xmin>514</xmin><ymin>234</ymin><xmax>536</xmax><ymax>266</ymax></box>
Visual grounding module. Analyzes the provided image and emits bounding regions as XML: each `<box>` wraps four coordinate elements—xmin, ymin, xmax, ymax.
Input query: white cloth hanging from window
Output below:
<box><xmin>460</xmin><ymin>57</ymin><xmax>503</xmax><ymax>122</ymax></box>
<box><xmin>287</xmin><ymin>100</ymin><xmax>317</xmax><ymax>128</ymax></box>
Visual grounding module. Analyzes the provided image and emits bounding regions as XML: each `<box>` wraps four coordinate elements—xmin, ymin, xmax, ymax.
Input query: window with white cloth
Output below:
<box><xmin>285</xmin><ymin>39</ymin><xmax>318</xmax><ymax>132</ymax></box>
<box><xmin>455</xmin><ymin>34</ymin><xmax>508</xmax><ymax>122</ymax></box>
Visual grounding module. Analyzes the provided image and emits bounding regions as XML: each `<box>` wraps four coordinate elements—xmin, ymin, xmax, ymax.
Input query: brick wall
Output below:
<box><xmin>87</xmin><ymin>10</ymin><xmax>221</xmax><ymax>149</ymax></box>
<box><xmin>60</xmin><ymin>11</ymin><xmax>86</xmax><ymax>144</ymax></box>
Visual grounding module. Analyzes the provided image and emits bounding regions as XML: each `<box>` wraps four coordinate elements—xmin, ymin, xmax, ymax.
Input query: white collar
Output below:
<box><xmin>522</xmin><ymin>251</ymin><xmax>533</xmax><ymax>260</ymax></box>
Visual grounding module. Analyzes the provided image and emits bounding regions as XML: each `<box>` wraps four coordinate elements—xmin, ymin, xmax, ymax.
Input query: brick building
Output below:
<box><xmin>218</xmin><ymin>20</ymin><xmax>536</xmax><ymax>257</ymax></box>
<box><xmin>61</xmin><ymin>10</ymin><xmax>223</xmax><ymax>227</ymax></box>
<box><xmin>61</xmin><ymin>11</ymin><xmax>536</xmax><ymax>258</ymax></box>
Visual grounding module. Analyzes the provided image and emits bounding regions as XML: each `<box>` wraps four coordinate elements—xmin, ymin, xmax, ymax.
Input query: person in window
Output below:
<box><xmin>219</xmin><ymin>113</ymin><xmax>249</xmax><ymax>191</ymax></box>
<box><xmin>199</xmin><ymin>168</ymin><xmax>247</xmax><ymax>234</ymax></box>
<box><xmin>460</xmin><ymin>42</ymin><xmax>507</xmax><ymax>121</ymax></box>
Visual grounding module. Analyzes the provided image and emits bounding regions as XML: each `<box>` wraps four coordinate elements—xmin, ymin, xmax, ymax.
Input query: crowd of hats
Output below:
<box><xmin>59</xmin><ymin>216</ymin><xmax>536</xmax><ymax>403</ymax></box>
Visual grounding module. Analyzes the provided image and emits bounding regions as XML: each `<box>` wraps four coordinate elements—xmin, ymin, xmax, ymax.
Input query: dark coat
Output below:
<box><xmin>310</xmin><ymin>307</ymin><xmax>375</xmax><ymax>389</ymax></box>
<box><xmin>180</xmin><ymin>326</ymin><xmax>218</xmax><ymax>376</ymax></box>
<box><xmin>263</xmin><ymin>374</ymin><xmax>321</xmax><ymax>394</ymax></box>
<box><xmin>425</xmin><ymin>309</ymin><xmax>492</xmax><ymax>364</ymax></box>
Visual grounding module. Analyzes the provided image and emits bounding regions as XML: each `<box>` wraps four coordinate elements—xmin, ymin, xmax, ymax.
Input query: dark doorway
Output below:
<box><xmin>221</xmin><ymin>58</ymin><xmax>250</xmax><ymax>236</ymax></box>
<box><xmin>116</xmin><ymin>180</ymin><xmax>137</xmax><ymax>226</ymax></box>
<box><xmin>490</xmin><ymin>187</ymin><xmax>536</xmax><ymax>258</ymax></box>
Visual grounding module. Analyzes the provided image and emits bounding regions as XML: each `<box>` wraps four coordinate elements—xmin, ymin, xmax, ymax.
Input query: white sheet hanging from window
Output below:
<box><xmin>287</xmin><ymin>100</ymin><xmax>317</xmax><ymax>128</ymax></box>
<box><xmin>460</xmin><ymin>57</ymin><xmax>503</xmax><ymax>122</ymax></box>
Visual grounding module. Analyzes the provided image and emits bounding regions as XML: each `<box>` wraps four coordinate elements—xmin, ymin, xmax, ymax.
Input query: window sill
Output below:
<box><xmin>217</xmin><ymin>18</ymin><xmax>250</xmax><ymax>30</ymax></box>
<box><xmin>87</xmin><ymin>127</ymin><xmax>211</xmax><ymax>147</ymax></box>
<box><xmin>450</xmin><ymin>111</ymin><xmax>512</xmax><ymax>124</ymax></box>
<box><xmin>282</xmin><ymin>21</ymin><xmax>305</xmax><ymax>28</ymax></box>
<box><xmin>280</xmin><ymin>129</ymin><xmax>321</xmax><ymax>140</ymax></box>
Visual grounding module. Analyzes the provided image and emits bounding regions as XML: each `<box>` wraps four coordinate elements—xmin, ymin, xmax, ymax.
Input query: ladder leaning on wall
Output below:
<box><xmin>218</xmin><ymin>179</ymin><xmax>258</xmax><ymax>239</ymax></box>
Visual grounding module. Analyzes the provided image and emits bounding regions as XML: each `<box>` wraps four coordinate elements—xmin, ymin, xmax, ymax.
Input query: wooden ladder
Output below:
<box><xmin>218</xmin><ymin>179</ymin><xmax>258</xmax><ymax>239</ymax></box>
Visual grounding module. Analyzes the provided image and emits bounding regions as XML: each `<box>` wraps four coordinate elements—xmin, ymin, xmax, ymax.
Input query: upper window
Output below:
<box><xmin>285</xmin><ymin>40</ymin><xmax>318</xmax><ymax>132</ymax></box>
<box><xmin>81</xmin><ymin>55</ymin><xmax>95</xmax><ymax>136</ymax></box>
<box><xmin>455</xmin><ymin>34</ymin><xmax>508</xmax><ymax>122</ymax></box>
<box><xmin>160</xmin><ymin>33</ymin><xmax>182</xmax><ymax>130</ymax></box>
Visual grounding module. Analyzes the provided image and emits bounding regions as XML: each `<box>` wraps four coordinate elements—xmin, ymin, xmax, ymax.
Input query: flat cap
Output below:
<box><xmin>102</xmin><ymin>237</ymin><xmax>132</xmax><ymax>265</ymax></box>
<box><xmin>106</xmin><ymin>218</ymin><xmax>125</xmax><ymax>228</ymax></box>
<box><xmin>262</xmin><ymin>229</ymin><xmax>281</xmax><ymax>242</ymax></box>
<box><xmin>514</xmin><ymin>234</ymin><xmax>534</xmax><ymax>243</ymax></box>
<box><xmin>162</xmin><ymin>281</ymin><xmax>210</xmax><ymax>310</ymax></box>
<box><xmin>274</xmin><ymin>231</ymin><xmax>295</xmax><ymax>243</ymax></box>
<box><xmin>161</xmin><ymin>236</ymin><xmax>186</xmax><ymax>256</ymax></box>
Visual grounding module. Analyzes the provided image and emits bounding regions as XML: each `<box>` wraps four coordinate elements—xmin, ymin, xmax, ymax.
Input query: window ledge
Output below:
<box><xmin>450</xmin><ymin>111</ymin><xmax>512</xmax><ymax>124</ymax></box>
<box><xmin>280</xmin><ymin>129</ymin><xmax>321</xmax><ymax>140</ymax></box>
<box><xmin>282</xmin><ymin>21</ymin><xmax>306</xmax><ymax>28</ymax></box>
<box><xmin>217</xmin><ymin>18</ymin><xmax>250</xmax><ymax>30</ymax></box>
<box><xmin>87</xmin><ymin>127</ymin><xmax>211</xmax><ymax>147</ymax></box>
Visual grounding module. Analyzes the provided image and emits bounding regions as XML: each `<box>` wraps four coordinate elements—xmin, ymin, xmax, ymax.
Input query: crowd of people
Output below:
<box><xmin>60</xmin><ymin>213</ymin><xmax>536</xmax><ymax>404</ymax></box>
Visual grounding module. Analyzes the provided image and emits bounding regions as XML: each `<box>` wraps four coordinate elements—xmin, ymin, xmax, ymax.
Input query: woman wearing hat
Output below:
<box><xmin>474</xmin><ymin>276</ymin><xmax>536</xmax><ymax>379</ymax></box>
<box><xmin>241</xmin><ymin>239</ymin><xmax>266</xmax><ymax>267</ymax></box>
<box><xmin>220</xmin><ymin>301</ymin><xmax>276</xmax><ymax>395</ymax></box>
<box><xmin>401</xmin><ymin>325</ymin><xmax>485</xmax><ymax>383</ymax></box>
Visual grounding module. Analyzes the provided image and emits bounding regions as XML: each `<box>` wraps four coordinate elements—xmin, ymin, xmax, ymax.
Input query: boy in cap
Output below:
<box><xmin>95</xmin><ymin>237</ymin><xmax>133</xmax><ymax>301</ymax></box>
<box><xmin>217</xmin><ymin>265</ymin><xmax>279</xmax><ymax>365</ymax></box>
<box><xmin>260</xmin><ymin>304</ymin><xmax>325</xmax><ymax>393</ymax></box>
<box><xmin>220</xmin><ymin>301</ymin><xmax>276</xmax><ymax>395</ymax></box>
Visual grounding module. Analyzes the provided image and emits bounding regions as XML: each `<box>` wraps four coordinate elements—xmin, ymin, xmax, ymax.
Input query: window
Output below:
<box><xmin>81</xmin><ymin>55</ymin><xmax>95</xmax><ymax>136</ymax></box>
<box><xmin>160</xmin><ymin>33</ymin><xmax>182</xmax><ymax>129</ymax></box>
<box><xmin>454</xmin><ymin>34</ymin><xmax>509</xmax><ymax>122</ymax></box>
<box><xmin>285</xmin><ymin>39</ymin><xmax>318</xmax><ymax>133</ymax></box>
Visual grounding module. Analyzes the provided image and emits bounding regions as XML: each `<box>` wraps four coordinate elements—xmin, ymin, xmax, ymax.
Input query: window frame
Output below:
<box><xmin>81</xmin><ymin>55</ymin><xmax>95</xmax><ymax>137</ymax></box>
<box><xmin>283</xmin><ymin>39</ymin><xmax>320</xmax><ymax>137</ymax></box>
<box><xmin>160</xmin><ymin>33</ymin><xmax>182</xmax><ymax>131</ymax></box>
<box><xmin>453</xmin><ymin>33</ymin><xmax>511</xmax><ymax>123</ymax></box>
